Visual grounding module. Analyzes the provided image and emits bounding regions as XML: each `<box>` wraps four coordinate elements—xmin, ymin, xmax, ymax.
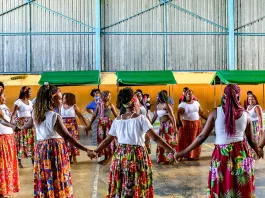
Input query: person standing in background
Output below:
<box><xmin>244</xmin><ymin>90</ymin><xmax>253</xmax><ymax>110</ymax></box>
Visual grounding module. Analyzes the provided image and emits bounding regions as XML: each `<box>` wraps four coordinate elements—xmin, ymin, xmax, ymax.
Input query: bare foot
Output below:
<box><xmin>73</xmin><ymin>156</ymin><xmax>77</xmax><ymax>164</ymax></box>
<box><xmin>98</xmin><ymin>159</ymin><xmax>107</xmax><ymax>165</ymax></box>
<box><xmin>18</xmin><ymin>162</ymin><xmax>24</xmax><ymax>168</ymax></box>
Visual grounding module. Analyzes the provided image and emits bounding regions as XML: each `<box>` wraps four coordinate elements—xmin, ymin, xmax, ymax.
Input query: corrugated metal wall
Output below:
<box><xmin>235</xmin><ymin>0</ymin><xmax>265</xmax><ymax>70</ymax></box>
<box><xmin>1</xmin><ymin>0</ymin><xmax>264</xmax><ymax>72</ymax></box>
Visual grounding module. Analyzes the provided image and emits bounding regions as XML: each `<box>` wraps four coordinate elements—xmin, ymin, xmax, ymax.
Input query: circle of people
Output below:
<box><xmin>0</xmin><ymin>83</ymin><xmax>264</xmax><ymax>198</ymax></box>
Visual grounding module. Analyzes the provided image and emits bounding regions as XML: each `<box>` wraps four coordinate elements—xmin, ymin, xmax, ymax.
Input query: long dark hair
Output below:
<box><xmin>33</xmin><ymin>85</ymin><xmax>58</xmax><ymax>125</ymax></box>
<box><xmin>18</xmin><ymin>86</ymin><xmax>31</xmax><ymax>99</ymax></box>
<box><xmin>157</xmin><ymin>90</ymin><xmax>168</xmax><ymax>103</ymax></box>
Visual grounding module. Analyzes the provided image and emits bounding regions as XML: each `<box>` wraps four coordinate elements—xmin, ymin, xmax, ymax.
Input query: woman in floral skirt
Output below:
<box><xmin>88</xmin><ymin>91</ymin><xmax>117</xmax><ymax>165</ymax></box>
<box><xmin>0</xmin><ymin>84</ymin><xmax>20</xmax><ymax>198</ymax></box>
<box><xmin>32</xmin><ymin>85</ymin><xmax>91</xmax><ymax>198</ymax></box>
<box><xmin>10</xmin><ymin>86</ymin><xmax>35</xmax><ymax>168</ymax></box>
<box><xmin>61</xmin><ymin>93</ymin><xmax>89</xmax><ymax>164</ymax></box>
<box><xmin>246</xmin><ymin>94</ymin><xmax>263</xmax><ymax>158</ymax></box>
<box><xmin>176</xmin><ymin>84</ymin><xmax>262</xmax><ymax>198</ymax></box>
<box><xmin>88</xmin><ymin>87</ymin><xmax>177</xmax><ymax>198</ymax></box>
<box><xmin>151</xmin><ymin>91</ymin><xmax>178</xmax><ymax>165</ymax></box>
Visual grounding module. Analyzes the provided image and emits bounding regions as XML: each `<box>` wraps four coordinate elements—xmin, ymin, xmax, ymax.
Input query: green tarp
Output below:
<box><xmin>210</xmin><ymin>70</ymin><xmax>265</xmax><ymax>85</ymax></box>
<box><xmin>38</xmin><ymin>70</ymin><xmax>100</xmax><ymax>85</ymax></box>
<box><xmin>116</xmin><ymin>70</ymin><xmax>176</xmax><ymax>86</ymax></box>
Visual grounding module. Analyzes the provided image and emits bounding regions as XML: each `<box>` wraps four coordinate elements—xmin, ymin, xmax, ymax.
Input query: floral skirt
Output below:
<box><xmin>156</xmin><ymin>120</ymin><xmax>178</xmax><ymax>165</ymax></box>
<box><xmin>247</xmin><ymin>120</ymin><xmax>262</xmax><ymax>159</ymax></box>
<box><xmin>62</xmin><ymin>117</ymin><xmax>80</xmax><ymax>156</ymax></box>
<box><xmin>34</xmin><ymin>138</ymin><xmax>73</xmax><ymax>198</ymax></box>
<box><xmin>97</xmin><ymin>117</ymin><xmax>117</xmax><ymax>158</ymax></box>
<box><xmin>107</xmin><ymin>144</ymin><xmax>154</xmax><ymax>198</ymax></box>
<box><xmin>207</xmin><ymin>141</ymin><xmax>255</xmax><ymax>198</ymax></box>
<box><xmin>0</xmin><ymin>134</ymin><xmax>20</xmax><ymax>195</ymax></box>
<box><xmin>178</xmin><ymin>120</ymin><xmax>202</xmax><ymax>159</ymax></box>
<box><xmin>15</xmin><ymin>117</ymin><xmax>35</xmax><ymax>159</ymax></box>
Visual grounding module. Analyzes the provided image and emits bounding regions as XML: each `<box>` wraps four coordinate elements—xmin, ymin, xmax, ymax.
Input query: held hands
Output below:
<box><xmin>87</xmin><ymin>149</ymin><xmax>98</xmax><ymax>160</ymax></box>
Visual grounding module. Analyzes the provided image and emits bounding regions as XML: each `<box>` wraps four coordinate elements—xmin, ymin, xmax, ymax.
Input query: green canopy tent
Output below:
<box><xmin>38</xmin><ymin>70</ymin><xmax>100</xmax><ymax>86</ymax></box>
<box><xmin>210</xmin><ymin>70</ymin><xmax>265</xmax><ymax>107</ymax></box>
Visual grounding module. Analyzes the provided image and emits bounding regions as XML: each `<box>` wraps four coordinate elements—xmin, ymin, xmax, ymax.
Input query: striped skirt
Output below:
<box><xmin>62</xmin><ymin>117</ymin><xmax>80</xmax><ymax>156</ymax></box>
<box><xmin>207</xmin><ymin>141</ymin><xmax>255</xmax><ymax>198</ymax></box>
<box><xmin>178</xmin><ymin>120</ymin><xmax>202</xmax><ymax>159</ymax></box>
<box><xmin>0</xmin><ymin>134</ymin><xmax>20</xmax><ymax>195</ymax></box>
<box><xmin>107</xmin><ymin>144</ymin><xmax>154</xmax><ymax>198</ymax></box>
<box><xmin>34</xmin><ymin>138</ymin><xmax>73</xmax><ymax>198</ymax></box>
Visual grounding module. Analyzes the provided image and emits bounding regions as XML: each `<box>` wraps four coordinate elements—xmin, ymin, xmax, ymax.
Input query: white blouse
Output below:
<box><xmin>14</xmin><ymin>99</ymin><xmax>33</xmax><ymax>118</ymax></box>
<box><xmin>178</xmin><ymin>101</ymin><xmax>200</xmax><ymax>121</ymax></box>
<box><xmin>61</xmin><ymin>105</ymin><xmax>76</xmax><ymax>118</ymax></box>
<box><xmin>34</xmin><ymin>111</ymin><xmax>62</xmax><ymax>141</ymax></box>
<box><xmin>109</xmin><ymin>114</ymin><xmax>153</xmax><ymax>147</ymax></box>
<box><xmin>0</xmin><ymin>105</ymin><xmax>13</xmax><ymax>135</ymax></box>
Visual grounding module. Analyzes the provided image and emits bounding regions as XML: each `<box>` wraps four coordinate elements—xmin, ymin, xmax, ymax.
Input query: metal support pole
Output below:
<box><xmin>263</xmin><ymin>84</ymin><xmax>264</xmax><ymax>108</ymax></box>
<box><xmin>163</xmin><ymin>2</ymin><xmax>167</xmax><ymax>70</ymax></box>
<box><xmin>26</xmin><ymin>0</ymin><xmax>31</xmax><ymax>72</ymax></box>
<box><xmin>95</xmin><ymin>0</ymin><xmax>101</xmax><ymax>71</ymax></box>
<box><xmin>228</xmin><ymin>0</ymin><xmax>235</xmax><ymax>70</ymax></box>
<box><xmin>214</xmin><ymin>79</ymin><xmax>216</xmax><ymax>108</ymax></box>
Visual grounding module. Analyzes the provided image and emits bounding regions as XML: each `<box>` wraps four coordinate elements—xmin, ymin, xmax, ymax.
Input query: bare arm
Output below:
<box><xmin>245</xmin><ymin>114</ymin><xmax>260</xmax><ymax>157</ymax></box>
<box><xmin>176</xmin><ymin>109</ymin><xmax>216</xmax><ymax>159</ymax></box>
<box><xmin>199</xmin><ymin>106</ymin><xmax>208</xmax><ymax>120</ymax></box>
<box><xmin>93</xmin><ymin>135</ymin><xmax>115</xmax><ymax>153</ymax></box>
<box><xmin>86</xmin><ymin>109</ymin><xmax>93</xmax><ymax>114</ymax></box>
<box><xmin>0</xmin><ymin>109</ymin><xmax>17</xmax><ymax>130</ymax></box>
<box><xmin>147</xmin><ymin>128</ymin><xmax>175</xmax><ymax>153</ymax></box>
<box><xmin>54</xmin><ymin>116</ymin><xmax>90</xmax><ymax>152</ymax></box>
<box><xmin>255</xmin><ymin>106</ymin><xmax>263</xmax><ymax>131</ymax></box>
<box><xmin>110</xmin><ymin>104</ymin><xmax>118</xmax><ymax>118</ymax></box>
<box><xmin>151</xmin><ymin>108</ymin><xmax>158</xmax><ymax>125</ymax></box>
<box><xmin>177</xmin><ymin>107</ymin><xmax>185</xmax><ymax>128</ymax></box>
<box><xmin>74</xmin><ymin>105</ymin><xmax>88</xmax><ymax>127</ymax></box>
<box><xmin>20</xmin><ymin>117</ymin><xmax>34</xmax><ymax>130</ymax></box>
<box><xmin>165</xmin><ymin>103</ymin><xmax>177</xmax><ymax>132</ymax></box>
<box><xmin>10</xmin><ymin>105</ymin><xmax>19</xmax><ymax>124</ymax></box>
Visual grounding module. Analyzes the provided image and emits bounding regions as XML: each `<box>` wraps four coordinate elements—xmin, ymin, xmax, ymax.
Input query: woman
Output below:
<box><xmin>88</xmin><ymin>87</ymin><xmax>177</xmax><ymax>198</ymax></box>
<box><xmin>0</xmin><ymin>88</ymin><xmax>20</xmax><ymax>198</ymax></box>
<box><xmin>10</xmin><ymin>86</ymin><xmax>35</xmax><ymax>168</ymax></box>
<box><xmin>89</xmin><ymin>91</ymin><xmax>118</xmax><ymax>165</ymax></box>
<box><xmin>33</xmin><ymin>85</ymin><xmax>92</xmax><ymax>198</ymax></box>
<box><xmin>151</xmin><ymin>91</ymin><xmax>177</xmax><ymax>165</ymax></box>
<box><xmin>246</xmin><ymin>94</ymin><xmax>263</xmax><ymax>158</ymax></box>
<box><xmin>61</xmin><ymin>93</ymin><xmax>89</xmax><ymax>164</ymax></box>
<box><xmin>177</xmin><ymin>89</ymin><xmax>207</xmax><ymax>160</ymax></box>
<box><xmin>176</xmin><ymin>84</ymin><xmax>261</xmax><ymax>198</ymax></box>
<box><xmin>86</xmin><ymin>89</ymin><xmax>101</xmax><ymax>143</ymax></box>
<box><xmin>135</xmin><ymin>91</ymin><xmax>152</xmax><ymax>154</ymax></box>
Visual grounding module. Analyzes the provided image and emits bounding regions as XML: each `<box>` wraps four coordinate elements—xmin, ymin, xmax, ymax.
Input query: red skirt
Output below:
<box><xmin>97</xmin><ymin>117</ymin><xmax>117</xmax><ymax>158</ymax></box>
<box><xmin>178</xmin><ymin>120</ymin><xmax>202</xmax><ymax>159</ymax></box>
<box><xmin>156</xmin><ymin>120</ymin><xmax>178</xmax><ymax>165</ymax></box>
<box><xmin>207</xmin><ymin>141</ymin><xmax>255</xmax><ymax>198</ymax></box>
<box><xmin>0</xmin><ymin>134</ymin><xmax>20</xmax><ymax>195</ymax></box>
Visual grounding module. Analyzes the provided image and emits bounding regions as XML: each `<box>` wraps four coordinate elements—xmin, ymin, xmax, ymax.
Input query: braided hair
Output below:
<box><xmin>33</xmin><ymin>85</ymin><xmax>58</xmax><ymax>125</ymax></box>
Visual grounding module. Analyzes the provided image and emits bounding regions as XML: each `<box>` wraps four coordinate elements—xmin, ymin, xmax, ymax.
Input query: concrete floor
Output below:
<box><xmin>14</xmin><ymin>134</ymin><xmax>265</xmax><ymax>198</ymax></box>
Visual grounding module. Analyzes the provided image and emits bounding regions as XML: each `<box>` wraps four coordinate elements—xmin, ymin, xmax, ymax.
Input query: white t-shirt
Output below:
<box><xmin>34</xmin><ymin>111</ymin><xmax>63</xmax><ymax>141</ymax></box>
<box><xmin>247</xmin><ymin>105</ymin><xmax>259</xmax><ymax>122</ymax></box>
<box><xmin>109</xmin><ymin>114</ymin><xmax>153</xmax><ymax>147</ymax></box>
<box><xmin>0</xmin><ymin>104</ymin><xmax>13</xmax><ymax>135</ymax></box>
<box><xmin>14</xmin><ymin>99</ymin><xmax>33</xmax><ymax>118</ymax></box>
<box><xmin>178</xmin><ymin>101</ymin><xmax>200</xmax><ymax>121</ymax></box>
<box><xmin>215</xmin><ymin>107</ymin><xmax>247</xmax><ymax>144</ymax></box>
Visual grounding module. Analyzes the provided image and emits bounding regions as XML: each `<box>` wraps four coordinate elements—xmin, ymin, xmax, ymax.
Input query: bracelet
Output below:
<box><xmin>171</xmin><ymin>148</ymin><xmax>176</xmax><ymax>155</ymax></box>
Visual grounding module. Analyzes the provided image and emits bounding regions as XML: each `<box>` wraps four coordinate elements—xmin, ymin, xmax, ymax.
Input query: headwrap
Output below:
<box><xmin>99</xmin><ymin>91</ymin><xmax>110</xmax><ymax>117</ymax></box>
<box><xmin>122</xmin><ymin>95</ymin><xmax>138</xmax><ymax>108</ymax></box>
<box><xmin>223</xmin><ymin>84</ymin><xmax>244</xmax><ymax>136</ymax></box>
<box><xmin>24</xmin><ymin>86</ymin><xmax>30</xmax><ymax>92</ymax></box>
<box><xmin>52</xmin><ymin>88</ymin><xmax>61</xmax><ymax>97</ymax></box>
